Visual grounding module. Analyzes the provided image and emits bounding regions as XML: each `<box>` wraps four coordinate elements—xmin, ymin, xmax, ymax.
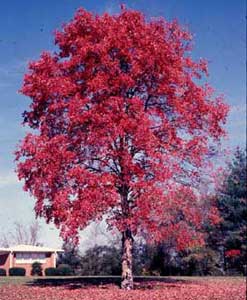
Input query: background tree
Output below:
<box><xmin>209</xmin><ymin>148</ymin><xmax>246</xmax><ymax>274</ymax></box>
<box><xmin>16</xmin><ymin>7</ymin><xmax>228</xmax><ymax>289</ymax></box>
<box><xmin>0</xmin><ymin>221</ymin><xmax>42</xmax><ymax>247</ymax></box>
<box><xmin>57</xmin><ymin>240</ymin><xmax>81</xmax><ymax>274</ymax></box>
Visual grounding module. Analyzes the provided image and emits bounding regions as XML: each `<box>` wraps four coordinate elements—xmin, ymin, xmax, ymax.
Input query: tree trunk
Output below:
<box><xmin>121</xmin><ymin>229</ymin><xmax>134</xmax><ymax>290</ymax></box>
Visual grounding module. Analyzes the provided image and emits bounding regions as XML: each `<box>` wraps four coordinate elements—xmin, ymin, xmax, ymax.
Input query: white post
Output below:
<box><xmin>53</xmin><ymin>252</ymin><xmax>56</xmax><ymax>268</ymax></box>
<box><xmin>9</xmin><ymin>251</ymin><xmax>13</xmax><ymax>268</ymax></box>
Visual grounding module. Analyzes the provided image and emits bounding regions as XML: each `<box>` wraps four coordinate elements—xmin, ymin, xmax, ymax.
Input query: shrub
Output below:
<box><xmin>56</xmin><ymin>264</ymin><xmax>73</xmax><ymax>276</ymax></box>
<box><xmin>79</xmin><ymin>246</ymin><xmax>121</xmax><ymax>276</ymax></box>
<box><xmin>45</xmin><ymin>265</ymin><xmax>73</xmax><ymax>276</ymax></box>
<box><xmin>9</xmin><ymin>267</ymin><xmax>26</xmax><ymax>276</ymax></box>
<box><xmin>31</xmin><ymin>261</ymin><xmax>43</xmax><ymax>276</ymax></box>
<box><xmin>45</xmin><ymin>267</ymin><xmax>58</xmax><ymax>276</ymax></box>
<box><xmin>0</xmin><ymin>268</ymin><xmax>6</xmax><ymax>276</ymax></box>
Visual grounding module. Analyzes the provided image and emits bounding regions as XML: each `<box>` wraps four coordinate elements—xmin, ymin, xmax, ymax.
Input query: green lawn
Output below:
<box><xmin>0</xmin><ymin>275</ymin><xmax>244</xmax><ymax>286</ymax></box>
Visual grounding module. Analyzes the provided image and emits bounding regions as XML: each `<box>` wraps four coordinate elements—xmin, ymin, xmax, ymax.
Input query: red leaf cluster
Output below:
<box><xmin>225</xmin><ymin>249</ymin><xmax>241</xmax><ymax>258</ymax></box>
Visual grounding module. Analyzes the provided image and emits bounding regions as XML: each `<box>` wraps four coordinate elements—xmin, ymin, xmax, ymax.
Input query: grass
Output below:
<box><xmin>0</xmin><ymin>275</ymin><xmax>244</xmax><ymax>286</ymax></box>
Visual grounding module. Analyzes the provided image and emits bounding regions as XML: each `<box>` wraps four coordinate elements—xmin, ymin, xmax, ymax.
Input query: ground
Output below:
<box><xmin>0</xmin><ymin>276</ymin><xmax>245</xmax><ymax>300</ymax></box>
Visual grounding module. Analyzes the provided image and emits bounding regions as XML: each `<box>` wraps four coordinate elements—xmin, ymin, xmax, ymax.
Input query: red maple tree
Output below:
<box><xmin>16</xmin><ymin>7</ymin><xmax>228</xmax><ymax>289</ymax></box>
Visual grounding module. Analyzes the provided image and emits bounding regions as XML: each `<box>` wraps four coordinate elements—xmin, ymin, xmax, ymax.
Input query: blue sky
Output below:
<box><xmin>0</xmin><ymin>0</ymin><xmax>246</xmax><ymax>249</ymax></box>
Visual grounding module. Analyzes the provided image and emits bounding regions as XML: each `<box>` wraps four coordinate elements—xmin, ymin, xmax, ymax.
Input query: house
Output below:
<box><xmin>0</xmin><ymin>244</ymin><xmax>63</xmax><ymax>276</ymax></box>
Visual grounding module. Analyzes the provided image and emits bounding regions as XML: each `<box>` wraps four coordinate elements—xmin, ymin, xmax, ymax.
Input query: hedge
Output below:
<box><xmin>44</xmin><ymin>267</ymin><xmax>57</xmax><ymax>276</ymax></box>
<box><xmin>9</xmin><ymin>267</ymin><xmax>26</xmax><ymax>276</ymax></box>
<box><xmin>0</xmin><ymin>268</ymin><xmax>6</xmax><ymax>276</ymax></box>
<box><xmin>56</xmin><ymin>264</ymin><xmax>73</xmax><ymax>276</ymax></box>
<box><xmin>45</xmin><ymin>265</ymin><xmax>73</xmax><ymax>276</ymax></box>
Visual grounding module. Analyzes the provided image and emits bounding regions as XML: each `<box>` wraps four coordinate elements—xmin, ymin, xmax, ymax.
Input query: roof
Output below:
<box><xmin>0</xmin><ymin>244</ymin><xmax>64</xmax><ymax>253</ymax></box>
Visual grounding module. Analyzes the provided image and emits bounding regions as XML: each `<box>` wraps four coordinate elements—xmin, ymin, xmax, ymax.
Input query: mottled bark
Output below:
<box><xmin>121</xmin><ymin>229</ymin><xmax>134</xmax><ymax>290</ymax></box>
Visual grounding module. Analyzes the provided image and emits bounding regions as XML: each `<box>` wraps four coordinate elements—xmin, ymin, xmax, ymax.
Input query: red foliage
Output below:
<box><xmin>225</xmin><ymin>249</ymin><xmax>241</xmax><ymax>258</ymax></box>
<box><xmin>16</xmin><ymin>7</ymin><xmax>228</xmax><ymax>248</ymax></box>
<box><xmin>0</xmin><ymin>278</ymin><xmax>246</xmax><ymax>300</ymax></box>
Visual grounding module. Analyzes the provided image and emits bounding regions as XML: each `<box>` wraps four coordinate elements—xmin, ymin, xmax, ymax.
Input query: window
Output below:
<box><xmin>15</xmin><ymin>252</ymin><xmax>46</xmax><ymax>264</ymax></box>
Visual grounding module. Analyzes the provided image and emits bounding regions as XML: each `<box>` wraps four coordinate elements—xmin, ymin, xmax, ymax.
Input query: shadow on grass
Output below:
<box><xmin>26</xmin><ymin>276</ymin><xmax>192</xmax><ymax>290</ymax></box>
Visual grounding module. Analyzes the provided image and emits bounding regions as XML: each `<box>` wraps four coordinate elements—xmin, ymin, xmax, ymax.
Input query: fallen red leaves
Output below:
<box><xmin>0</xmin><ymin>278</ymin><xmax>245</xmax><ymax>300</ymax></box>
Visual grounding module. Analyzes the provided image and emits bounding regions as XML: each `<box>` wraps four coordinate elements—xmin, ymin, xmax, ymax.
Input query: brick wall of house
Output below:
<box><xmin>13</xmin><ymin>252</ymin><xmax>56</xmax><ymax>276</ymax></box>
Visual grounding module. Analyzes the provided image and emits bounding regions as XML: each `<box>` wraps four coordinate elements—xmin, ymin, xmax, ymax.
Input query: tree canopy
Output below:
<box><xmin>16</xmin><ymin>7</ymin><xmax>228</xmax><ymax>288</ymax></box>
